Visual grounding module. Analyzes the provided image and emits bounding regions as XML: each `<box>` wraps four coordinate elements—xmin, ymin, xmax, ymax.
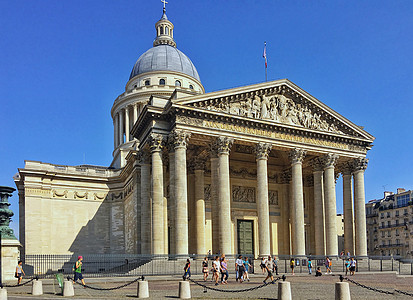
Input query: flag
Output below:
<box><xmin>263</xmin><ymin>42</ymin><xmax>267</xmax><ymax>68</ymax></box>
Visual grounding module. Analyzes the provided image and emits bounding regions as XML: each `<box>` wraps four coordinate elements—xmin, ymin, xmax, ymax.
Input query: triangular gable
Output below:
<box><xmin>173</xmin><ymin>79</ymin><xmax>374</xmax><ymax>141</ymax></box>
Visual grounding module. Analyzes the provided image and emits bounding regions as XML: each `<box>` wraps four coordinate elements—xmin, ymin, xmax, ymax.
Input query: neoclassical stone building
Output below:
<box><xmin>14</xmin><ymin>6</ymin><xmax>374</xmax><ymax>258</ymax></box>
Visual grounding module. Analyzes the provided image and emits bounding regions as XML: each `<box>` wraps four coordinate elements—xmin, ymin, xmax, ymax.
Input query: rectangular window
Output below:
<box><xmin>387</xmin><ymin>231</ymin><xmax>391</xmax><ymax>237</ymax></box>
<box><xmin>382</xmin><ymin>231</ymin><xmax>385</xmax><ymax>237</ymax></box>
<box><xmin>396</xmin><ymin>220</ymin><xmax>399</xmax><ymax>225</ymax></box>
<box><xmin>397</xmin><ymin>194</ymin><xmax>410</xmax><ymax>207</ymax></box>
<box><xmin>387</xmin><ymin>212</ymin><xmax>391</xmax><ymax>218</ymax></box>
<box><xmin>396</xmin><ymin>211</ymin><xmax>400</xmax><ymax>217</ymax></box>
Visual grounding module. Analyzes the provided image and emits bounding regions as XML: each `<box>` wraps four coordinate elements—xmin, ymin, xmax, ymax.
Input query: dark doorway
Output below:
<box><xmin>237</xmin><ymin>220</ymin><xmax>254</xmax><ymax>255</ymax></box>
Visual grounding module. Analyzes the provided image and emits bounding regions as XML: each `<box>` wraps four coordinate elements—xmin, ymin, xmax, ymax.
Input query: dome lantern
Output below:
<box><xmin>153</xmin><ymin>4</ymin><xmax>176</xmax><ymax>47</ymax></box>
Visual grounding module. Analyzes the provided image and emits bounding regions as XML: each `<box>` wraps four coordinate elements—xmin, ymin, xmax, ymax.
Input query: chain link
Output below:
<box><xmin>188</xmin><ymin>276</ymin><xmax>283</xmax><ymax>293</ymax></box>
<box><xmin>343</xmin><ymin>276</ymin><xmax>395</xmax><ymax>295</ymax></box>
<box><xmin>69</xmin><ymin>275</ymin><xmax>144</xmax><ymax>291</ymax></box>
<box><xmin>395</xmin><ymin>289</ymin><xmax>413</xmax><ymax>297</ymax></box>
<box><xmin>2</xmin><ymin>277</ymin><xmax>37</xmax><ymax>288</ymax></box>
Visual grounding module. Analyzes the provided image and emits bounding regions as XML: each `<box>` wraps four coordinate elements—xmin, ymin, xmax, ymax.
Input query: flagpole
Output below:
<box><xmin>265</xmin><ymin>64</ymin><xmax>267</xmax><ymax>82</ymax></box>
<box><xmin>263</xmin><ymin>41</ymin><xmax>267</xmax><ymax>82</ymax></box>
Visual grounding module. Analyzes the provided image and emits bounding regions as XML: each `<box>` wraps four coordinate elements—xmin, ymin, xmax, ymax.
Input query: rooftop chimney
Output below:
<box><xmin>397</xmin><ymin>188</ymin><xmax>406</xmax><ymax>194</ymax></box>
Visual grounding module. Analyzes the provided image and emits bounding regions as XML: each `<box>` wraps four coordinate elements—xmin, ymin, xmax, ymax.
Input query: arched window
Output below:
<box><xmin>144</xmin><ymin>79</ymin><xmax>150</xmax><ymax>86</ymax></box>
<box><xmin>159</xmin><ymin>79</ymin><xmax>165</xmax><ymax>85</ymax></box>
<box><xmin>189</xmin><ymin>84</ymin><xmax>194</xmax><ymax>89</ymax></box>
<box><xmin>165</xmin><ymin>27</ymin><xmax>169</xmax><ymax>35</ymax></box>
<box><xmin>175</xmin><ymin>80</ymin><xmax>181</xmax><ymax>87</ymax></box>
<box><xmin>134</xmin><ymin>84</ymin><xmax>137</xmax><ymax>89</ymax></box>
<box><xmin>160</xmin><ymin>27</ymin><xmax>164</xmax><ymax>35</ymax></box>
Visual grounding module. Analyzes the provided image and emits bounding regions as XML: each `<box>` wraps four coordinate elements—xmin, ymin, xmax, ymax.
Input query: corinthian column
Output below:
<box><xmin>353</xmin><ymin>158</ymin><xmax>368</xmax><ymax>256</ymax></box>
<box><xmin>125</xmin><ymin>106</ymin><xmax>130</xmax><ymax>142</ymax></box>
<box><xmin>214</xmin><ymin>136</ymin><xmax>234</xmax><ymax>255</ymax></box>
<box><xmin>194</xmin><ymin>157</ymin><xmax>206</xmax><ymax>255</ymax></box>
<box><xmin>167</xmin><ymin>143</ymin><xmax>176</xmax><ymax>254</ymax></box>
<box><xmin>289</xmin><ymin>148</ymin><xmax>306</xmax><ymax>256</ymax></box>
<box><xmin>170</xmin><ymin>129</ymin><xmax>191</xmax><ymax>255</ymax></box>
<box><xmin>280</xmin><ymin>172</ymin><xmax>291</xmax><ymax>255</ymax></box>
<box><xmin>312</xmin><ymin>158</ymin><xmax>326</xmax><ymax>256</ymax></box>
<box><xmin>322</xmin><ymin>153</ymin><xmax>339</xmax><ymax>256</ymax></box>
<box><xmin>210</xmin><ymin>147</ymin><xmax>219</xmax><ymax>254</ymax></box>
<box><xmin>118</xmin><ymin>109</ymin><xmax>124</xmax><ymax>145</ymax></box>
<box><xmin>342</xmin><ymin>162</ymin><xmax>355</xmax><ymax>256</ymax></box>
<box><xmin>255</xmin><ymin>143</ymin><xmax>272</xmax><ymax>257</ymax></box>
<box><xmin>139</xmin><ymin>149</ymin><xmax>151</xmax><ymax>254</ymax></box>
<box><xmin>149</xmin><ymin>133</ymin><xmax>165</xmax><ymax>255</ymax></box>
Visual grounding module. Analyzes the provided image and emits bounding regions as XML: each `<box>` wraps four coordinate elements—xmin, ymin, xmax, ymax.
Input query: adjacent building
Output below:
<box><xmin>366</xmin><ymin>188</ymin><xmax>413</xmax><ymax>257</ymax></box>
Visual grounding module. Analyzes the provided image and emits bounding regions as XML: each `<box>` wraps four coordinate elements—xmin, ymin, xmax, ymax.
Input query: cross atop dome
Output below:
<box><xmin>161</xmin><ymin>0</ymin><xmax>168</xmax><ymax>12</ymax></box>
<box><xmin>153</xmin><ymin>1</ymin><xmax>176</xmax><ymax>47</ymax></box>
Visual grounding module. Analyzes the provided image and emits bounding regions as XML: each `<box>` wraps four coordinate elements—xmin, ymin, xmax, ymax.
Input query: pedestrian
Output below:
<box><xmin>15</xmin><ymin>260</ymin><xmax>25</xmax><ymax>285</ymax></box>
<box><xmin>315</xmin><ymin>267</ymin><xmax>322</xmax><ymax>277</ymax></box>
<box><xmin>308</xmin><ymin>258</ymin><xmax>312</xmax><ymax>275</ymax></box>
<box><xmin>260</xmin><ymin>257</ymin><xmax>266</xmax><ymax>274</ymax></box>
<box><xmin>344</xmin><ymin>258</ymin><xmax>350</xmax><ymax>275</ymax></box>
<box><xmin>183</xmin><ymin>259</ymin><xmax>191</xmax><ymax>280</ymax></box>
<box><xmin>235</xmin><ymin>255</ymin><xmax>245</xmax><ymax>283</ymax></box>
<box><xmin>290</xmin><ymin>258</ymin><xmax>295</xmax><ymax>275</ymax></box>
<box><xmin>346</xmin><ymin>250</ymin><xmax>351</xmax><ymax>257</ymax></box>
<box><xmin>273</xmin><ymin>256</ymin><xmax>278</xmax><ymax>275</ymax></box>
<box><xmin>202</xmin><ymin>257</ymin><xmax>209</xmax><ymax>281</ymax></box>
<box><xmin>73</xmin><ymin>256</ymin><xmax>86</xmax><ymax>286</ymax></box>
<box><xmin>349</xmin><ymin>257</ymin><xmax>356</xmax><ymax>276</ymax></box>
<box><xmin>243</xmin><ymin>257</ymin><xmax>251</xmax><ymax>281</ymax></box>
<box><xmin>213</xmin><ymin>256</ymin><xmax>220</xmax><ymax>285</ymax></box>
<box><xmin>263</xmin><ymin>256</ymin><xmax>274</xmax><ymax>284</ymax></box>
<box><xmin>325</xmin><ymin>257</ymin><xmax>332</xmax><ymax>274</ymax></box>
<box><xmin>220</xmin><ymin>256</ymin><xmax>228</xmax><ymax>284</ymax></box>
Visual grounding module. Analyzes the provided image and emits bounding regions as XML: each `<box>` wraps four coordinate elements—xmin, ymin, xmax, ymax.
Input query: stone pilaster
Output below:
<box><xmin>342</xmin><ymin>162</ymin><xmax>355</xmax><ymax>256</ymax></box>
<box><xmin>280</xmin><ymin>171</ymin><xmax>291</xmax><ymax>255</ymax></box>
<box><xmin>213</xmin><ymin>136</ymin><xmax>234</xmax><ymax>255</ymax></box>
<box><xmin>170</xmin><ymin>129</ymin><xmax>191</xmax><ymax>255</ymax></box>
<box><xmin>312</xmin><ymin>157</ymin><xmax>326</xmax><ymax>256</ymax></box>
<box><xmin>194</xmin><ymin>157</ymin><xmax>206</xmax><ymax>255</ymax></box>
<box><xmin>322</xmin><ymin>153</ymin><xmax>339</xmax><ymax>256</ymax></box>
<box><xmin>255</xmin><ymin>143</ymin><xmax>272</xmax><ymax>257</ymax></box>
<box><xmin>139</xmin><ymin>149</ymin><xmax>151</xmax><ymax>254</ymax></box>
<box><xmin>353</xmin><ymin>157</ymin><xmax>368</xmax><ymax>256</ymax></box>
<box><xmin>288</xmin><ymin>148</ymin><xmax>306</xmax><ymax>256</ymax></box>
<box><xmin>149</xmin><ymin>133</ymin><xmax>165</xmax><ymax>255</ymax></box>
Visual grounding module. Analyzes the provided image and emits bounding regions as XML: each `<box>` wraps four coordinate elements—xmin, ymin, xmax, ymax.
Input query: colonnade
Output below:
<box><xmin>113</xmin><ymin>103</ymin><xmax>143</xmax><ymax>148</ymax></box>
<box><xmin>138</xmin><ymin>131</ymin><xmax>369</xmax><ymax>257</ymax></box>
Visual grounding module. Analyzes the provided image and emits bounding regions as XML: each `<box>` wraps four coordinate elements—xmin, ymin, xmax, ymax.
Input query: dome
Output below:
<box><xmin>129</xmin><ymin>45</ymin><xmax>201</xmax><ymax>82</ymax></box>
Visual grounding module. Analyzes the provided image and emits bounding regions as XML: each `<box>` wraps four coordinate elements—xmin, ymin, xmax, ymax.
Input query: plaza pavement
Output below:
<box><xmin>4</xmin><ymin>271</ymin><xmax>413</xmax><ymax>299</ymax></box>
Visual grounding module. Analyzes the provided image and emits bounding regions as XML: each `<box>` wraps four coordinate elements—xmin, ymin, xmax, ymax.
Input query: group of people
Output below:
<box><xmin>260</xmin><ymin>256</ymin><xmax>278</xmax><ymax>284</ymax></box>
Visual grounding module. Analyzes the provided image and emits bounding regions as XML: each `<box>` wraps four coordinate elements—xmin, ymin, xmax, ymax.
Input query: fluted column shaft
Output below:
<box><xmin>171</xmin><ymin>130</ymin><xmax>190</xmax><ymax>255</ymax></box>
<box><xmin>195</xmin><ymin>162</ymin><xmax>206</xmax><ymax>255</ymax></box>
<box><xmin>256</xmin><ymin>143</ymin><xmax>272</xmax><ymax>257</ymax></box>
<box><xmin>140</xmin><ymin>150</ymin><xmax>151</xmax><ymax>254</ymax></box>
<box><xmin>353</xmin><ymin>158</ymin><xmax>368</xmax><ymax>256</ymax></box>
<box><xmin>342</xmin><ymin>166</ymin><xmax>355</xmax><ymax>256</ymax></box>
<box><xmin>150</xmin><ymin>134</ymin><xmax>165</xmax><ymax>255</ymax></box>
<box><xmin>216</xmin><ymin>137</ymin><xmax>233</xmax><ymax>255</ymax></box>
<box><xmin>280</xmin><ymin>173</ymin><xmax>291</xmax><ymax>255</ymax></box>
<box><xmin>289</xmin><ymin>148</ymin><xmax>306</xmax><ymax>256</ymax></box>
<box><xmin>168</xmin><ymin>151</ymin><xmax>176</xmax><ymax>254</ymax></box>
<box><xmin>312</xmin><ymin>159</ymin><xmax>325</xmax><ymax>255</ymax></box>
<box><xmin>210</xmin><ymin>155</ymin><xmax>219</xmax><ymax>254</ymax></box>
<box><xmin>323</xmin><ymin>154</ymin><xmax>338</xmax><ymax>256</ymax></box>
<box><xmin>118</xmin><ymin>109</ymin><xmax>124</xmax><ymax>145</ymax></box>
<box><xmin>125</xmin><ymin>106</ymin><xmax>130</xmax><ymax>142</ymax></box>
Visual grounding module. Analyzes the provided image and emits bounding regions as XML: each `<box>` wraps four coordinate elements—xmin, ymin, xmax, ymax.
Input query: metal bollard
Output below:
<box><xmin>335</xmin><ymin>282</ymin><xmax>351</xmax><ymax>300</ymax></box>
<box><xmin>0</xmin><ymin>288</ymin><xmax>7</xmax><ymax>300</ymax></box>
<box><xmin>178</xmin><ymin>281</ymin><xmax>191</xmax><ymax>299</ymax></box>
<box><xmin>278</xmin><ymin>281</ymin><xmax>291</xmax><ymax>300</ymax></box>
<box><xmin>32</xmin><ymin>279</ymin><xmax>43</xmax><ymax>296</ymax></box>
<box><xmin>63</xmin><ymin>280</ymin><xmax>74</xmax><ymax>297</ymax></box>
<box><xmin>137</xmin><ymin>280</ymin><xmax>149</xmax><ymax>298</ymax></box>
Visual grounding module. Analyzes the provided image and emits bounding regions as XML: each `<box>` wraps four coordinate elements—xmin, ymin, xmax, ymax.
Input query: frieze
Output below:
<box><xmin>175</xmin><ymin>115</ymin><xmax>203</xmax><ymax>126</ymax></box>
<box><xmin>52</xmin><ymin>189</ymin><xmax>68</xmax><ymax>198</ymax></box>
<box><xmin>74</xmin><ymin>191</ymin><xmax>88</xmax><ymax>199</ymax></box>
<box><xmin>93</xmin><ymin>192</ymin><xmax>106</xmax><ymax>200</ymax></box>
<box><xmin>230</xmin><ymin>167</ymin><xmax>257</xmax><ymax>179</ymax></box>
<box><xmin>232</xmin><ymin>186</ymin><xmax>256</xmax><ymax>203</ymax></box>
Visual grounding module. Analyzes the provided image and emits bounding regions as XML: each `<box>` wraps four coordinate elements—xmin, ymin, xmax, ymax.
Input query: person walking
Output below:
<box><xmin>325</xmin><ymin>257</ymin><xmax>332</xmax><ymax>274</ymax></box>
<box><xmin>349</xmin><ymin>257</ymin><xmax>356</xmax><ymax>276</ymax></box>
<box><xmin>213</xmin><ymin>256</ymin><xmax>220</xmax><ymax>285</ymax></box>
<box><xmin>290</xmin><ymin>258</ymin><xmax>295</xmax><ymax>275</ymax></box>
<box><xmin>263</xmin><ymin>256</ymin><xmax>274</xmax><ymax>284</ymax></box>
<box><xmin>202</xmin><ymin>257</ymin><xmax>209</xmax><ymax>281</ymax></box>
<box><xmin>15</xmin><ymin>260</ymin><xmax>25</xmax><ymax>285</ymax></box>
<box><xmin>344</xmin><ymin>258</ymin><xmax>350</xmax><ymax>276</ymax></box>
<box><xmin>307</xmin><ymin>258</ymin><xmax>312</xmax><ymax>275</ymax></box>
<box><xmin>273</xmin><ymin>256</ymin><xmax>279</xmax><ymax>275</ymax></box>
<box><xmin>235</xmin><ymin>255</ymin><xmax>245</xmax><ymax>283</ymax></box>
<box><xmin>260</xmin><ymin>257</ymin><xmax>266</xmax><ymax>274</ymax></box>
<box><xmin>183</xmin><ymin>259</ymin><xmax>191</xmax><ymax>280</ymax></box>
<box><xmin>220</xmin><ymin>256</ymin><xmax>228</xmax><ymax>284</ymax></box>
<box><xmin>73</xmin><ymin>256</ymin><xmax>86</xmax><ymax>286</ymax></box>
<box><xmin>243</xmin><ymin>257</ymin><xmax>252</xmax><ymax>281</ymax></box>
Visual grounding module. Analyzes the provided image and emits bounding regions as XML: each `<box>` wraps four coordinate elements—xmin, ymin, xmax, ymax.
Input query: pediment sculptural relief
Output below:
<box><xmin>193</xmin><ymin>93</ymin><xmax>345</xmax><ymax>135</ymax></box>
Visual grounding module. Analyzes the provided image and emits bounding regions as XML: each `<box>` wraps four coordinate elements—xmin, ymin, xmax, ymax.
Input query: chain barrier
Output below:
<box><xmin>2</xmin><ymin>277</ymin><xmax>37</xmax><ymax>288</ymax></box>
<box><xmin>69</xmin><ymin>275</ymin><xmax>145</xmax><ymax>291</ymax></box>
<box><xmin>340</xmin><ymin>275</ymin><xmax>413</xmax><ymax>297</ymax></box>
<box><xmin>188</xmin><ymin>275</ymin><xmax>285</xmax><ymax>293</ymax></box>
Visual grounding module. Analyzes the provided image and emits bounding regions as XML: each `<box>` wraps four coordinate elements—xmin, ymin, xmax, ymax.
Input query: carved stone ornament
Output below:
<box><xmin>230</xmin><ymin>167</ymin><xmax>257</xmax><ymax>179</ymax></box>
<box><xmin>289</xmin><ymin>148</ymin><xmax>306</xmax><ymax>164</ymax></box>
<box><xmin>322</xmin><ymin>153</ymin><xmax>339</xmax><ymax>169</ymax></box>
<box><xmin>269</xmin><ymin>190</ymin><xmax>279</xmax><ymax>205</ymax></box>
<box><xmin>169</xmin><ymin>129</ymin><xmax>191</xmax><ymax>148</ymax></box>
<box><xmin>340</xmin><ymin>161</ymin><xmax>353</xmax><ymax>176</ymax></box>
<box><xmin>255</xmin><ymin>143</ymin><xmax>272</xmax><ymax>160</ymax></box>
<box><xmin>52</xmin><ymin>189</ymin><xmax>68</xmax><ymax>198</ymax></box>
<box><xmin>212</xmin><ymin>136</ymin><xmax>234</xmax><ymax>154</ymax></box>
<box><xmin>311</xmin><ymin>157</ymin><xmax>324</xmax><ymax>172</ymax></box>
<box><xmin>138</xmin><ymin>148</ymin><xmax>151</xmax><ymax>164</ymax></box>
<box><xmin>148</xmin><ymin>133</ymin><xmax>164</xmax><ymax>152</ymax></box>
<box><xmin>74</xmin><ymin>191</ymin><xmax>88</xmax><ymax>199</ymax></box>
<box><xmin>352</xmin><ymin>157</ymin><xmax>368</xmax><ymax>172</ymax></box>
<box><xmin>232</xmin><ymin>185</ymin><xmax>256</xmax><ymax>203</ymax></box>
<box><xmin>204</xmin><ymin>184</ymin><xmax>211</xmax><ymax>202</ymax></box>
<box><xmin>304</xmin><ymin>175</ymin><xmax>314</xmax><ymax>187</ymax></box>
<box><xmin>194</xmin><ymin>157</ymin><xmax>207</xmax><ymax>170</ymax></box>
<box><xmin>279</xmin><ymin>170</ymin><xmax>292</xmax><ymax>184</ymax></box>
<box><xmin>192</xmin><ymin>92</ymin><xmax>345</xmax><ymax>135</ymax></box>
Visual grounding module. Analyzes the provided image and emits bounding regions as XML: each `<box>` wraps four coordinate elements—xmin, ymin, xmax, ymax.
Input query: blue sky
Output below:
<box><xmin>1</xmin><ymin>1</ymin><xmax>412</xmax><ymax>237</ymax></box>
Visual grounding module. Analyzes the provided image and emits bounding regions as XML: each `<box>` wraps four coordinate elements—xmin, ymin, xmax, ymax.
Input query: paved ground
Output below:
<box><xmin>3</xmin><ymin>272</ymin><xmax>413</xmax><ymax>299</ymax></box>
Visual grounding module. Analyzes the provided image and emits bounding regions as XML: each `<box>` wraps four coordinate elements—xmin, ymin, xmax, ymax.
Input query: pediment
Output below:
<box><xmin>173</xmin><ymin>79</ymin><xmax>374</xmax><ymax>142</ymax></box>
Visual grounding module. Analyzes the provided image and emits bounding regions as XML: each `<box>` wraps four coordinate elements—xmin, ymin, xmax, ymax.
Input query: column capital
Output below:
<box><xmin>340</xmin><ymin>161</ymin><xmax>354</xmax><ymax>176</ymax></box>
<box><xmin>289</xmin><ymin>148</ymin><xmax>306</xmax><ymax>164</ymax></box>
<box><xmin>169</xmin><ymin>129</ymin><xmax>191</xmax><ymax>149</ymax></box>
<box><xmin>148</xmin><ymin>133</ymin><xmax>165</xmax><ymax>152</ymax></box>
<box><xmin>352</xmin><ymin>157</ymin><xmax>368</xmax><ymax>172</ymax></box>
<box><xmin>212</xmin><ymin>136</ymin><xmax>234</xmax><ymax>155</ymax></box>
<box><xmin>321</xmin><ymin>153</ymin><xmax>339</xmax><ymax>169</ymax></box>
<box><xmin>194</xmin><ymin>157</ymin><xmax>207</xmax><ymax>171</ymax></box>
<box><xmin>138</xmin><ymin>148</ymin><xmax>151</xmax><ymax>164</ymax></box>
<box><xmin>255</xmin><ymin>143</ymin><xmax>272</xmax><ymax>160</ymax></box>
<box><xmin>311</xmin><ymin>157</ymin><xmax>324</xmax><ymax>172</ymax></box>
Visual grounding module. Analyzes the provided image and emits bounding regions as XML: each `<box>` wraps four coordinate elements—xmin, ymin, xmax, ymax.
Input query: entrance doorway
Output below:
<box><xmin>237</xmin><ymin>220</ymin><xmax>254</xmax><ymax>255</ymax></box>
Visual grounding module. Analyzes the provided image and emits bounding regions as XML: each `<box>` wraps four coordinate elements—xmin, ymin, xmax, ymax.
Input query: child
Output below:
<box><xmin>183</xmin><ymin>259</ymin><xmax>191</xmax><ymax>280</ymax></box>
